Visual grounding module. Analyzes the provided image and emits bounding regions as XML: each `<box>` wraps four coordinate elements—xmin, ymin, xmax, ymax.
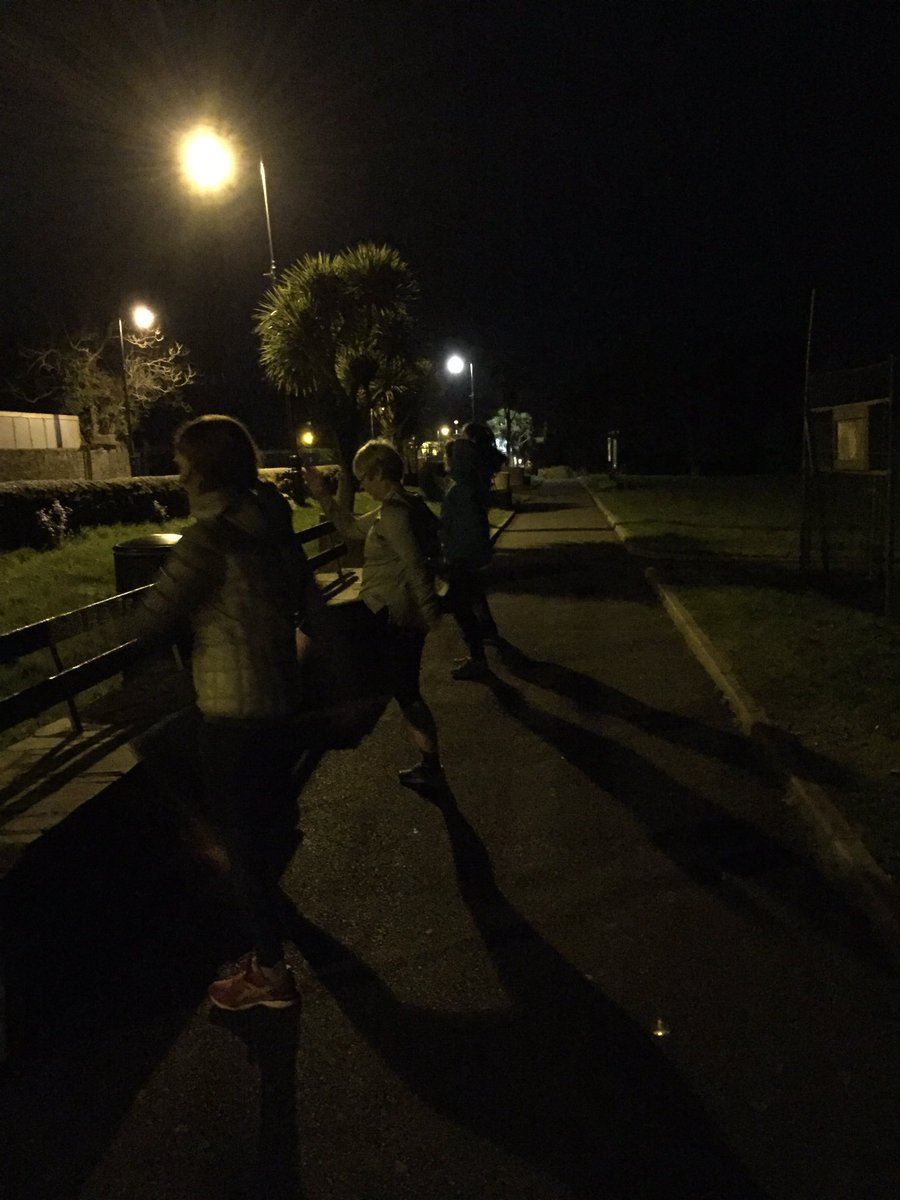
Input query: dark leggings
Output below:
<box><xmin>445</xmin><ymin>563</ymin><xmax>498</xmax><ymax>659</ymax></box>
<box><xmin>199</xmin><ymin>718</ymin><xmax>298</xmax><ymax>966</ymax></box>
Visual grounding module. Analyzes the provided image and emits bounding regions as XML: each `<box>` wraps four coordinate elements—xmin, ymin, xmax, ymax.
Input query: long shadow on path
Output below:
<box><xmin>496</xmin><ymin>639</ymin><xmax>858</xmax><ymax>792</ymax></box>
<box><xmin>284</xmin><ymin>788</ymin><xmax>768</xmax><ymax>1199</ymax></box>
<box><xmin>483</xmin><ymin>660</ymin><xmax>887</xmax><ymax>969</ymax></box>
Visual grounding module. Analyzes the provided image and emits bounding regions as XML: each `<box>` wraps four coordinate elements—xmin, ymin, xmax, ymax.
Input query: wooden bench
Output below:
<box><xmin>0</xmin><ymin>519</ymin><xmax>356</xmax><ymax>1060</ymax></box>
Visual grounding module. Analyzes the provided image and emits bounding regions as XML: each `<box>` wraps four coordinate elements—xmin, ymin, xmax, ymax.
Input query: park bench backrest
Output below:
<box><xmin>0</xmin><ymin>520</ymin><xmax>354</xmax><ymax>739</ymax></box>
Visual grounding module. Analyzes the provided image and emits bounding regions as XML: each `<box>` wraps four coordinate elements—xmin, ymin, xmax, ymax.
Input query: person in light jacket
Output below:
<box><xmin>133</xmin><ymin>415</ymin><xmax>312</xmax><ymax>1013</ymax></box>
<box><xmin>303</xmin><ymin>439</ymin><xmax>446</xmax><ymax>791</ymax></box>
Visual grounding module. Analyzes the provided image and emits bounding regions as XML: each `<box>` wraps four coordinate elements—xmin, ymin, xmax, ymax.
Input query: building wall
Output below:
<box><xmin>0</xmin><ymin>445</ymin><xmax>130</xmax><ymax>483</ymax></box>
<box><xmin>0</xmin><ymin>410</ymin><xmax>81</xmax><ymax>451</ymax></box>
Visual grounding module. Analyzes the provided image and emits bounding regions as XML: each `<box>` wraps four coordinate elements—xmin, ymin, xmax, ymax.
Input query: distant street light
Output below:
<box><xmin>438</xmin><ymin>424</ymin><xmax>451</xmax><ymax>438</ymax></box>
<box><xmin>118</xmin><ymin>303</ymin><xmax>157</xmax><ymax>475</ymax></box>
<box><xmin>299</xmin><ymin>428</ymin><xmax>316</xmax><ymax>447</ymax></box>
<box><xmin>446</xmin><ymin>354</ymin><xmax>475</xmax><ymax>421</ymax></box>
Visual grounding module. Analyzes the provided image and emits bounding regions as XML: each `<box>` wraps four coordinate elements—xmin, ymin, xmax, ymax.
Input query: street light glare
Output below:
<box><xmin>181</xmin><ymin>128</ymin><xmax>235</xmax><ymax>191</ymax></box>
<box><xmin>131</xmin><ymin>305</ymin><xmax>156</xmax><ymax>331</ymax></box>
<box><xmin>446</xmin><ymin>354</ymin><xmax>465</xmax><ymax>375</ymax></box>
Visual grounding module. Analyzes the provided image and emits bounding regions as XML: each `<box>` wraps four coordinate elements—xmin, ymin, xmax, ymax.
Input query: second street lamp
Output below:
<box><xmin>118</xmin><ymin>303</ymin><xmax>157</xmax><ymax>475</ymax></box>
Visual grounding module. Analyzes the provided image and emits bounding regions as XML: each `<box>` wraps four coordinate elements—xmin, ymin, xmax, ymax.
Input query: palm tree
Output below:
<box><xmin>255</xmin><ymin>242</ymin><xmax>427</xmax><ymax>507</ymax></box>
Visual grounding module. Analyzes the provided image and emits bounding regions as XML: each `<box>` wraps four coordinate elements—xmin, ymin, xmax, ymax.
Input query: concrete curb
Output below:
<box><xmin>490</xmin><ymin>508</ymin><xmax>517</xmax><ymax>542</ymax></box>
<box><xmin>586</xmin><ymin>484</ymin><xmax>900</xmax><ymax>961</ymax></box>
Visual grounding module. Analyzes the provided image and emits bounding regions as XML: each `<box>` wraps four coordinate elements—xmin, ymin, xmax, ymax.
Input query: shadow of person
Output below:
<box><xmin>483</xmin><ymin>672</ymin><xmax>889</xmax><ymax>970</ymax></box>
<box><xmin>279</xmin><ymin>798</ymin><xmax>767</xmax><ymax>1200</ymax></box>
<box><xmin>208</xmin><ymin>1006</ymin><xmax>304</xmax><ymax>1200</ymax></box>
<box><xmin>496</xmin><ymin>639</ymin><xmax>764</xmax><ymax>773</ymax></box>
<box><xmin>489</xmin><ymin>540</ymin><xmax>658</xmax><ymax>605</ymax></box>
<box><xmin>495</xmin><ymin>638</ymin><xmax>858</xmax><ymax>791</ymax></box>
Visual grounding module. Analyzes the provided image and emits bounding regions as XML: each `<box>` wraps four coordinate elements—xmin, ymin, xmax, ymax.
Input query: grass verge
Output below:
<box><xmin>583</xmin><ymin>475</ymin><xmax>900</xmax><ymax>880</ymax></box>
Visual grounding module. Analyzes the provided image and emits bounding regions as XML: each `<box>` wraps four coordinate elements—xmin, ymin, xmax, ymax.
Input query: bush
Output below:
<box><xmin>35</xmin><ymin>499</ymin><xmax>74</xmax><ymax>549</ymax></box>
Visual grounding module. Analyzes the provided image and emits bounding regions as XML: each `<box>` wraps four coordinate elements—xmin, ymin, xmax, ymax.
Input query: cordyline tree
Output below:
<box><xmin>488</xmin><ymin>408</ymin><xmax>534</xmax><ymax>462</ymax></box>
<box><xmin>8</xmin><ymin>329</ymin><xmax>195</xmax><ymax>445</ymax></box>
<box><xmin>255</xmin><ymin>242</ymin><xmax>431</xmax><ymax>508</ymax></box>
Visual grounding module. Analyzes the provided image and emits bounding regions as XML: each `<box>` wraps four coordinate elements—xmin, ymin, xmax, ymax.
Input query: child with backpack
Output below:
<box><xmin>303</xmin><ymin>439</ymin><xmax>447</xmax><ymax>790</ymax></box>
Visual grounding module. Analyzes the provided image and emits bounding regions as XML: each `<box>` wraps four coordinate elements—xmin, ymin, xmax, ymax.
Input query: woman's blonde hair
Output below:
<box><xmin>352</xmin><ymin>439</ymin><xmax>403</xmax><ymax>483</ymax></box>
<box><xmin>174</xmin><ymin>415</ymin><xmax>260</xmax><ymax>492</ymax></box>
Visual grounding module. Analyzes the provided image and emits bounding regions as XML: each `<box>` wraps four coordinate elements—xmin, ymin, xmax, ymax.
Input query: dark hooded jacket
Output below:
<box><xmin>133</xmin><ymin>481</ymin><xmax>306</xmax><ymax>719</ymax></box>
<box><xmin>440</xmin><ymin>438</ymin><xmax>493</xmax><ymax>567</ymax></box>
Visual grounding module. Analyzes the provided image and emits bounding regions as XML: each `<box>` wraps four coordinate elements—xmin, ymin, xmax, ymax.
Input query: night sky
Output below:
<box><xmin>4</xmin><ymin>1</ymin><xmax>900</xmax><ymax>467</ymax></box>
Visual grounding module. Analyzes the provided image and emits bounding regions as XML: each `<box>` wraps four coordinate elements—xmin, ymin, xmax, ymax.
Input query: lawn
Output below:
<box><xmin>584</xmin><ymin>474</ymin><xmax>900</xmax><ymax>880</ymax></box>
<box><xmin>583</xmin><ymin>472</ymin><xmax>885</xmax><ymax>568</ymax></box>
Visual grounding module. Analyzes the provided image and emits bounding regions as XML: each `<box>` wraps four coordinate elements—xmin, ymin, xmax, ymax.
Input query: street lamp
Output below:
<box><xmin>180</xmin><ymin>125</ymin><xmax>287</xmax><ymax>442</ymax></box>
<box><xmin>118</xmin><ymin>303</ymin><xmax>157</xmax><ymax>475</ymax></box>
<box><xmin>180</xmin><ymin>126</ymin><xmax>277</xmax><ymax>283</ymax></box>
<box><xmin>446</xmin><ymin>354</ymin><xmax>475</xmax><ymax>422</ymax></box>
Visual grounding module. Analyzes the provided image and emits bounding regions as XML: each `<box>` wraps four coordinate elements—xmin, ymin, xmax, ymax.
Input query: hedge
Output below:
<box><xmin>0</xmin><ymin>468</ymin><xmax>293</xmax><ymax>550</ymax></box>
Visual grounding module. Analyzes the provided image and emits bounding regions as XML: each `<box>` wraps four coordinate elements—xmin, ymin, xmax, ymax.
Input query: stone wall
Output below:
<box><xmin>0</xmin><ymin>444</ymin><xmax>130</xmax><ymax>483</ymax></box>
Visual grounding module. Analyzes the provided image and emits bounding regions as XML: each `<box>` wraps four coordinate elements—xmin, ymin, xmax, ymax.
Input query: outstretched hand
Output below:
<box><xmin>302</xmin><ymin>464</ymin><xmax>328</xmax><ymax>500</ymax></box>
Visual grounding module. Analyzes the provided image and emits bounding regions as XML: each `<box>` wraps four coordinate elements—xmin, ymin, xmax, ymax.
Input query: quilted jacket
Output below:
<box><xmin>134</xmin><ymin>482</ymin><xmax>304</xmax><ymax>720</ymax></box>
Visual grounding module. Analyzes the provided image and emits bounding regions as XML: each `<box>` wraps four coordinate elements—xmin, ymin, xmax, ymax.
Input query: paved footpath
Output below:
<box><xmin>2</xmin><ymin>481</ymin><xmax>898</xmax><ymax>1200</ymax></box>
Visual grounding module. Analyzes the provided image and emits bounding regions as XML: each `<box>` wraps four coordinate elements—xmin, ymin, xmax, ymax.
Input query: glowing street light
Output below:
<box><xmin>446</xmin><ymin>353</ymin><xmax>475</xmax><ymax>421</ymax></box>
<box><xmin>131</xmin><ymin>305</ymin><xmax>157</xmax><ymax>332</ymax></box>
<box><xmin>118</xmin><ymin>303</ymin><xmax>157</xmax><ymax>474</ymax></box>
<box><xmin>180</xmin><ymin>127</ymin><xmax>236</xmax><ymax>193</ymax></box>
<box><xmin>299</xmin><ymin>428</ymin><xmax>316</xmax><ymax>447</ymax></box>
<box><xmin>438</xmin><ymin>424</ymin><xmax>451</xmax><ymax>438</ymax></box>
<box><xmin>180</xmin><ymin>126</ymin><xmax>277</xmax><ymax>283</ymax></box>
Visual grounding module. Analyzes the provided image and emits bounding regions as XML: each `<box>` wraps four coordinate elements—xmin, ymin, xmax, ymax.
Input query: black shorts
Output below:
<box><xmin>362</xmin><ymin>606</ymin><xmax>426</xmax><ymax>709</ymax></box>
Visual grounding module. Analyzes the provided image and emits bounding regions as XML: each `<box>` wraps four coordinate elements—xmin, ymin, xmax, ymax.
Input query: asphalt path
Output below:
<box><xmin>2</xmin><ymin>481</ymin><xmax>898</xmax><ymax>1199</ymax></box>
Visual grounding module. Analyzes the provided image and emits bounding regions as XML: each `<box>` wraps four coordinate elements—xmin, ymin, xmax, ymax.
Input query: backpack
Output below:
<box><xmin>385</xmin><ymin>492</ymin><xmax>447</xmax><ymax>593</ymax></box>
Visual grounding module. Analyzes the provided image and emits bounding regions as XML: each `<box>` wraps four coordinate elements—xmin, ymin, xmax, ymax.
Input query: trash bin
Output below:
<box><xmin>113</xmin><ymin>533</ymin><xmax>182</xmax><ymax>593</ymax></box>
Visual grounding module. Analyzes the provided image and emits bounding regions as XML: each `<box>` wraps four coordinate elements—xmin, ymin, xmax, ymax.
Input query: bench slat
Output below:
<box><xmin>0</xmin><ymin>587</ymin><xmax>150</xmax><ymax>666</ymax></box>
<box><xmin>296</xmin><ymin>520</ymin><xmax>337</xmax><ymax>545</ymax></box>
<box><xmin>0</xmin><ymin>641</ymin><xmax>143</xmax><ymax>732</ymax></box>
<box><xmin>306</xmin><ymin>543</ymin><xmax>348</xmax><ymax>572</ymax></box>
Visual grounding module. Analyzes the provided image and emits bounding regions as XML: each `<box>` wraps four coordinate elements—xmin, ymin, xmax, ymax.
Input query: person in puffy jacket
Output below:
<box><xmin>133</xmin><ymin>415</ymin><xmax>311</xmax><ymax>1012</ymax></box>
<box><xmin>303</xmin><ymin>439</ymin><xmax>447</xmax><ymax>791</ymax></box>
<box><xmin>441</xmin><ymin>437</ymin><xmax>500</xmax><ymax>680</ymax></box>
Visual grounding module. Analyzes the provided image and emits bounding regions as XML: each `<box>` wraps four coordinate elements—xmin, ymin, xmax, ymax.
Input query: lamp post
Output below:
<box><xmin>180</xmin><ymin>127</ymin><xmax>278</xmax><ymax>284</ymax></box>
<box><xmin>446</xmin><ymin>354</ymin><xmax>475</xmax><ymax>422</ymax></box>
<box><xmin>180</xmin><ymin>126</ymin><xmax>289</xmax><ymax>445</ymax></box>
<box><xmin>118</xmin><ymin>303</ymin><xmax>156</xmax><ymax>475</ymax></box>
<box><xmin>259</xmin><ymin>159</ymin><xmax>277</xmax><ymax>284</ymax></box>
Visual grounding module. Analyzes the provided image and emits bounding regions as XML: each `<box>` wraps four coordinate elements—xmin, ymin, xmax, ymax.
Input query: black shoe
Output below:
<box><xmin>398</xmin><ymin>761</ymin><xmax>445</xmax><ymax>790</ymax></box>
<box><xmin>452</xmin><ymin>657</ymin><xmax>490</xmax><ymax>680</ymax></box>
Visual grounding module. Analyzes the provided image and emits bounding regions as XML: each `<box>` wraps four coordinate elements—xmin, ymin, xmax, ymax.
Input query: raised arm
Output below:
<box><xmin>303</xmin><ymin>464</ymin><xmax>377</xmax><ymax>542</ymax></box>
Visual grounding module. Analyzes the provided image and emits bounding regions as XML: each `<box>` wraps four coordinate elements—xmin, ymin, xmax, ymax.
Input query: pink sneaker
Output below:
<box><xmin>208</xmin><ymin>956</ymin><xmax>300</xmax><ymax>1011</ymax></box>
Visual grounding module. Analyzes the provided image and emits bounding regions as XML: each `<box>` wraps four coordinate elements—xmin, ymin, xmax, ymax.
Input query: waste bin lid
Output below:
<box><xmin>113</xmin><ymin>533</ymin><xmax>182</xmax><ymax>555</ymax></box>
